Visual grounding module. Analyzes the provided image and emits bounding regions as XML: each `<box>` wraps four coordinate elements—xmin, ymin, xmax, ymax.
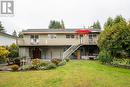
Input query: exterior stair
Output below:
<box><xmin>63</xmin><ymin>44</ymin><xmax>82</xmax><ymax>59</ymax></box>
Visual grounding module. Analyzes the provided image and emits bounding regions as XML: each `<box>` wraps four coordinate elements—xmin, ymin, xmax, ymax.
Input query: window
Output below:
<box><xmin>31</xmin><ymin>35</ymin><xmax>39</xmax><ymax>39</ymax></box>
<box><xmin>93</xmin><ymin>34</ymin><xmax>97</xmax><ymax>37</ymax></box>
<box><xmin>66</xmin><ymin>35</ymin><xmax>70</xmax><ymax>38</ymax></box>
<box><xmin>89</xmin><ymin>34</ymin><xmax>93</xmax><ymax>39</ymax></box>
<box><xmin>31</xmin><ymin>35</ymin><xmax>34</xmax><ymax>38</ymax></box>
<box><xmin>35</xmin><ymin>35</ymin><xmax>39</xmax><ymax>39</ymax></box>
<box><xmin>30</xmin><ymin>35</ymin><xmax>39</xmax><ymax>43</ymax></box>
<box><xmin>89</xmin><ymin>34</ymin><xmax>97</xmax><ymax>39</ymax></box>
<box><xmin>66</xmin><ymin>35</ymin><xmax>75</xmax><ymax>39</ymax></box>
<box><xmin>71</xmin><ymin>35</ymin><xmax>74</xmax><ymax>38</ymax></box>
<box><xmin>48</xmin><ymin>34</ymin><xmax>57</xmax><ymax>39</ymax></box>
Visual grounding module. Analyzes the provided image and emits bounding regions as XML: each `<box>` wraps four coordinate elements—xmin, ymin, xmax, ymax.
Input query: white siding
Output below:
<box><xmin>0</xmin><ymin>35</ymin><xmax>16</xmax><ymax>46</ymax></box>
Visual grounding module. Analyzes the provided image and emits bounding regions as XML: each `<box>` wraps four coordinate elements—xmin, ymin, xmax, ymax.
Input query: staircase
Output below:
<box><xmin>63</xmin><ymin>44</ymin><xmax>82</xmax><ymax>59</ymax></box>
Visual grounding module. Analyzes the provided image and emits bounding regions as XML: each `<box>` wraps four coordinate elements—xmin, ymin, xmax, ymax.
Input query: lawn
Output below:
<box><xmin>0</xmin><ymin>60</ymin><xmax>130</xmax><ymax>87</ymax></box>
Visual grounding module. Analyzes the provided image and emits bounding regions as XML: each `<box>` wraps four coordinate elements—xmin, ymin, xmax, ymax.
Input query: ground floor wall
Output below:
<box><xmin>19</xmin><ymin>47</ymin><xmax>29</xmax><ymax>58</ymax></box>
<box><xmin>19</xmin><ymin>45</ymin><xmax>99</xmax><ymax>59</ymax></box>
<box><xmin>19</xmin><ymin>46</ymin><xmax>69</xmax><ymax>59</ymax></box>
<box><xmin>71</xmin><ymin>45</ymin><xmax>99</xmax><ymax>59</ymax></box>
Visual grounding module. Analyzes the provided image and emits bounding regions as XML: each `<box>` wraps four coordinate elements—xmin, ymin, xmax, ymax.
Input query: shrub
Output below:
<box><xmin>32</xmin><ymin>59</ymin><xmax>40</xmax><ymax>65</ymax></box>
<box><xmin>58</xmin><ymin>60</ymin><xmax>66</xmax><ymax>66</ymax></box>
<box><xmin>8</xmin><ymin>50</ymin><xmax>19</xmax><ymax>58</ymax></box>
<box><xmin>98</xmin><ymin>50</ymin><xmax>113</xmax><ymax>64</ymax></box>
<box><xmin>0</xmin><ymin>58</ymin><xmax>7</xmax><ymax>64</ymax></box>
<box><xmin>10</xmin><ymin>64</ymin><xmax>19</xmax><ymax>71</ymax></box>
<box><xmin>38</xmin><ymin>61</ymin><xmax>50</xmax><ymax>70</ymax></box>
<box><xmin>14</xmin><ymin>59</ymin><xmax>20</xmax><ymax>66</ymax></box>
<box><xmin>0</xmin><ymin>46</ymin><xmax>10</xmax><ymax>57</ymax></box>
<box><xmin>44</xmin><ymin>63</ymin><xmax>57</xmax><ymax>70</ymax></box>
<box><xmin>51</xmin><ymin>58</ymin><xmax>62</xmax><ymax>65</ymax></box>
<box><xmin>126</xmin><ymin>59</ymin><xmax>130</xmax><ymax>65</ymax></box>
<box><xmin>21</xmin><ymin>65</ymin><xmax>33</xmax><ymax>70</ymax></box>
<box><xmin>30</xmin><ymin>59</ymin><xmax>41</xmax><ymax>70</ymax></box>
<box><xmin>39</xmin><ymin>61</ymin><xmax>49</xmax><ymax>67</ymax></box>
<box><xmin>65</xmin><ymin>58</ymin><xmax>70</xmax><ymax>62</ymax></box>
<box><xmin>29</xmin><ymin>65</ymin><xmax>39</xmax><ymax>70</ymax></box>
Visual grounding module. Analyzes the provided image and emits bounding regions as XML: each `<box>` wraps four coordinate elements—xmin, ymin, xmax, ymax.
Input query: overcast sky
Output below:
<box><xmin>0</xmin><ymin>0</ymin><xmax>130</xmax><ymax>34</ymax></box>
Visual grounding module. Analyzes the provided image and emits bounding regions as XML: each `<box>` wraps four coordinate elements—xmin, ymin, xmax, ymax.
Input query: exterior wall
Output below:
<box><xmin>19</xmin><ymin>45</ymin><xmax>99</xmax><ymax>59</ymax></box>
<box><xmin>0</xmin><ymin>35</ymin><xmax>16</xmax><ymax>46</ymax></box>
<box><xmin>71</xmin><ymin>45</ymin><xmax>99</xmax><ymax>59</ymax></box>
<box><xmin>19</xmin><ymin>47</ymin><xmax>29</xmax><ymax>58</ymax></box>
<box><xmin>18</xmin><ymin>33</ymin><xmax>99</xmax><ymax>46</ymax></box>
<box><xmin>28</xmin><ymin>46</ymin><xmax>68</xmax><ymax>59</ymax></box>
<box><xmin>18</xmin><ymin>31</ymin><xmax>100</xmax><ymax>59</ymax></box>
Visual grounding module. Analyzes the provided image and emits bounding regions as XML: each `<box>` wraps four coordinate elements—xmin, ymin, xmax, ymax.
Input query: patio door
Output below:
<box><xmin>33</xmin><ymin>47</ymin><xmax>41</xmax><ymax>59</ymax></box>
<box><xmin>80</xmin><ymin>35</ymin><xmax>83</xmax><ymax>44</ymax></box>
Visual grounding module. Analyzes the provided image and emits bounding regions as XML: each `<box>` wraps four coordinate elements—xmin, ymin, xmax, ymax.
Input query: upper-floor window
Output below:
<box><xmin>89</xmin><ymin>34</ymin><xmax>93</xmax><ymax>39</ymax></box>
<box><xmin>30</xmin><ymin>35</ymin><xmax>39</xmax><ymax>43</ymax></box>
<box><xmin>66</xmin><ymin>35</ymin><xmax>75</xmax><ymax>39</ymax></box>
<box><xmin>48</xmin><ymin>34</ymin><xmax>57</xmax><ymax>39</ymax></box>
<box><xmin>89</xmin><ymin>34</ymin><xmax>97</xmax><ymax>39</ymax></box>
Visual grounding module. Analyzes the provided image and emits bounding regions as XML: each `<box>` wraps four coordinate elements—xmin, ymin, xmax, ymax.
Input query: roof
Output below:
<box><xmin>0</xmin><ymin>32</ymin><xmax>17</xmax><ymax>39</ymax></box>
<box><xmin>22</xmin><ymin>28</ymin><xmax>101</xmax><ymax>34</ymax></box>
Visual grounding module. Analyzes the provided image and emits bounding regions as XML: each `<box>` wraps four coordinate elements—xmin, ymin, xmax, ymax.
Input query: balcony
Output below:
<box><xmin>18</xmin><ymin>37</ymin><xmax>98</xmax><ymax>46</ymax></box>
<box><xmin>18</xmin><ymin>38</ymin><xmax>81</xmax><ymax>46</ymax></box>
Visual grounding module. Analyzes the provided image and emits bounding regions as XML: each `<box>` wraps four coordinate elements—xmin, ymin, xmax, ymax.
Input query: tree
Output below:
<box><xmin>12</xmin><ymin>30</ymin><xmax>17</xmax><ymax>37</ymax></box>
<box><xmin>91</xmin><ymin>20</ymin><xmax>101</xmax><ymax>29</ymax></box>
<box><xmin>61</xmin><ymin>20</ymin><xmax>65</xmax><ymax>29</ymax></box>
<box><xmin>98</xmin><ymin>15</ymin><xmax>130</xmax><ymax>58</ymax></box>
<box><xmin>48</xmin><ymin>20</ymin><xmax>63</xmax><ymax>29</ymax></box>
<box><xmin>8</xmin><ymin>43</ymin><xmax>19</xmax><ymax>58</ymax></box>
<box><xmin>18</xmin><ymin>32</ymin><xmax>23</xmax><ymax>38</ymax></box>
<box><xmin>104</xmin><ymin>17</ymin><xmax>113</xmax><ymax>29</ymax></box>
<box><xmin>0</xmin><ymin>21</ymin><xmax>5</xmax><ymax>32</ymax></box>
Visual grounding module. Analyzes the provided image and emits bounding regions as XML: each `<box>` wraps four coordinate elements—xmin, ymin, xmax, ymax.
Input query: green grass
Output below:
<box><xmin>0</xmin><ymin>60</ymin><xmax>130</xmax><ymax>87</ymax></box>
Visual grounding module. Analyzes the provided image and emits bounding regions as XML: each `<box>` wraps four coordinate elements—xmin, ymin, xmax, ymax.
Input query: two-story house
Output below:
<box><xmin>18</xmin><ymin>29</ymin><xmax>101</xmax><ymax>60</ymax></box>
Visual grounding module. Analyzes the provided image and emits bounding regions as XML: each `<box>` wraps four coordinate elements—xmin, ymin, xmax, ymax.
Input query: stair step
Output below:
<box><xmin>63</xmin><ymin>44</ymin><xmax>82</xmax><ymax>59</ymax></box>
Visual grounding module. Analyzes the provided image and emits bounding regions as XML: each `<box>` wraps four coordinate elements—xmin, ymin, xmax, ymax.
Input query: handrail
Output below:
<box><xmin>63</xmin><ymin>44</ymin><xmax>82</xmax><ymax>59</ymax></box>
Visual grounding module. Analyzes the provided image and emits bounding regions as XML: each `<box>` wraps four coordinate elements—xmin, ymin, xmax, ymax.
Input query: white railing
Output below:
<box><xmin>63</xmin><ymin>44</ymin><xmax>82</xmax><ymax>59</ymax></box>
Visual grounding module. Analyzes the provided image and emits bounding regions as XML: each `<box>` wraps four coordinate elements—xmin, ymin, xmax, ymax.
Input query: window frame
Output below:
<box><xmin>48</xmin><ymin>34</ymin><xmax>57</xmax><ymax>39</ymax></box>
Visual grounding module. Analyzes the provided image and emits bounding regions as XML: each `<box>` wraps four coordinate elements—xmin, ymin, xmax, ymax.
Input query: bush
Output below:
<box><xmin>32</xmin><ymin>59</ymin><xmax>40</xmax><ymax>65</ymax></box>
<box><xmin>29</xmin><ymin>65</ymin><xmax>39</xmax><ymax>70</ymax></box>
<box><xmin>98</xmin><ymin>50</ymin><xmax>113</xmax><ymax>64</ymax></box>
<box><xmin>8</xmin><ymin>50</ymin><xmax>19</xmax><ymax>58</ymax></box>
<box><xmin>58</xmin><ymin>60</ymin><xmax>66</xmax><ymax>66</ymax></box>
<box><xmin>14</xmin><ymin>59</ymin><xmax>20</xmax><ymax>66</ymax></box>
<box><xmin>0</xmin><ymin>58</ymin><xmax>7</xmax><ymax>64</ymax></box>
<box><xmin>51</xmin><ymin>58</ymin><xmax>62</xmax><ymax>65</ymax></box>
<box><xmin>10</xmin><ymin>64</ymin><xmax>19</xmax><ymax>71</ymax></box>
<box><xmin>39</xmin><ymin>61</ymin><xmax>49</xmax><ymax>67</ymax></box>
<box><xmin>38</xmin><ymin>61</ymin><xmax>50</xmax><ymax>70</ymax></box>
<box><xmin>65</xmin><ymin>58</ymin><xmax>70</xmax><ymax>62</ymax></box>
<box><xmin>127</xmin><ymin>59</ymin><xmax>130</xmax><ymax>65</ymax></box>
<box><xmin>44</xmin><ymin>63</ymin><xmax>57</xmax><ymax>70</ymax></box>
<box><xmin>21</xmin><ymin>65</ymin><xmax>33</xmax><ymax>70</ymax></box>
<box><xmin>0</xmin><ymin>46</ymin><xmax>10</xmax><ymax>57</ymax></box>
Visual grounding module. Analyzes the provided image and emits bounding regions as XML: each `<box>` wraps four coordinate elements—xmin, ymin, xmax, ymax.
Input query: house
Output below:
<box><xmin>0</xmin><ymin>32</ymin><xmax>17</xmax><ymax>46</ymax></box>
<box><xmin>18</xmin><ymin>29</ymin><xmax>101</xmax><ymax>60</ymax></box>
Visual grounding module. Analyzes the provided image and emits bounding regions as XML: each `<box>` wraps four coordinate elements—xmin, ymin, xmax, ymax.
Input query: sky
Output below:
<box><xmin>0</xmin><ymin>0</ymin><xmax>130</xmax><ymax>34</ymax></box>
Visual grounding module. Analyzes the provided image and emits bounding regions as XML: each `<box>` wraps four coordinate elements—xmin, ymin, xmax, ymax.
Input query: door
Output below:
<box><xmin>33</xmin><ymin>48</ymin><xmax>41</xmax><ymax>59</ymax></box>
<box><xmin>80</xmin><ymin>35</ymin><xmax>83</xmax><ymax>44</ymax></box>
